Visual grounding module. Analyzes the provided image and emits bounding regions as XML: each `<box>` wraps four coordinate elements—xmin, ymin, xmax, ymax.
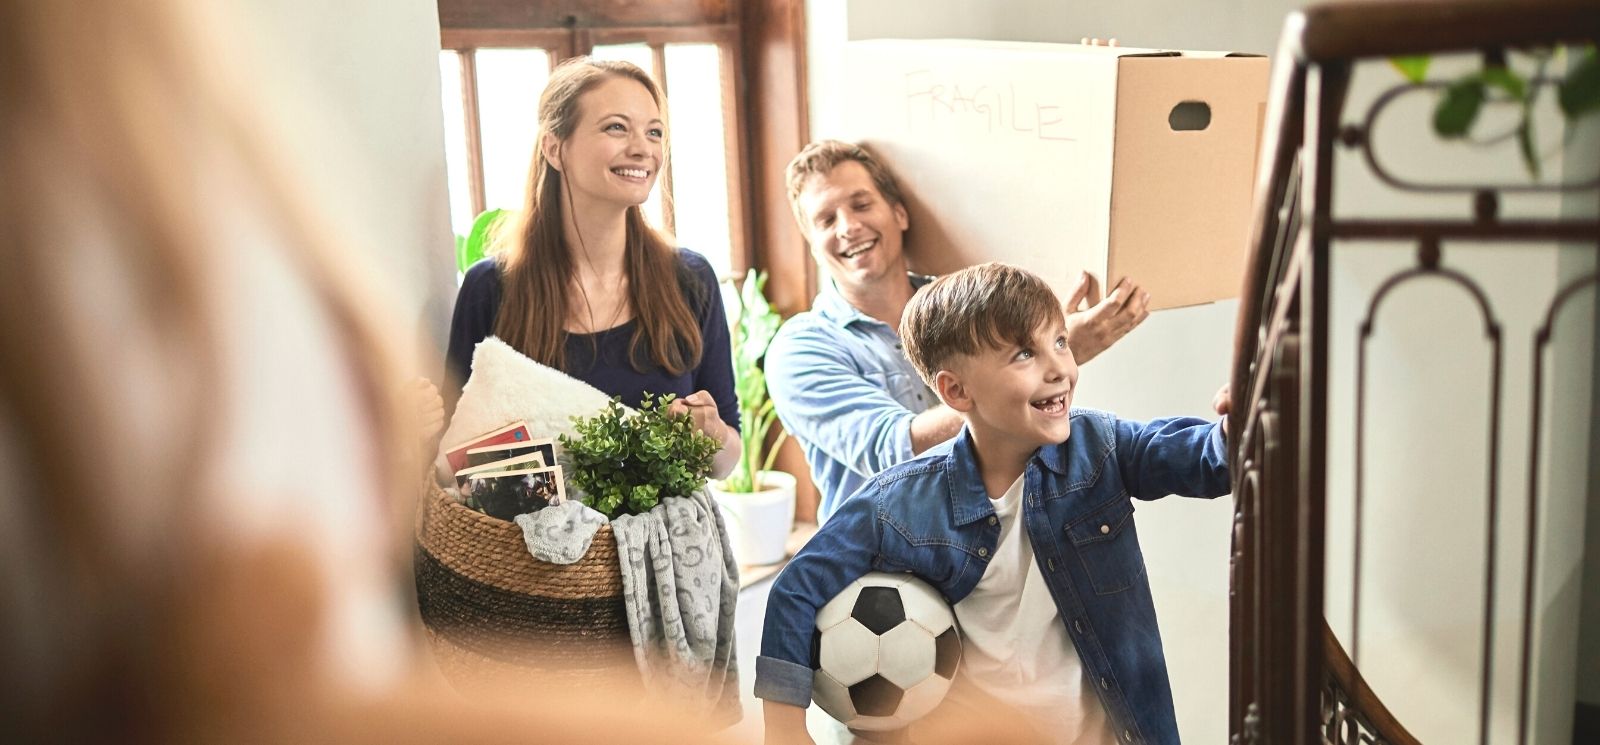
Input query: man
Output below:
<box><xmin>767</xmin><ymin>140</ymin><xmax>1152</xmax><ymax>522</ymax></box>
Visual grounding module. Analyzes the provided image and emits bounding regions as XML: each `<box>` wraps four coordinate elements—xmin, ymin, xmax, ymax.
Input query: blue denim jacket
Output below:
<box><xmin>755</xmin><ymin>409</ymin><xmax>1230</xmax><ymax>745</ymax></box>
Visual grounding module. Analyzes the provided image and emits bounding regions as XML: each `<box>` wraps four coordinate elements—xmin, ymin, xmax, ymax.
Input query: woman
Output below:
<box><xmin>446</xmin><ymin>58</ymin><xmax>741</xmax><ymax>477</ymax></box>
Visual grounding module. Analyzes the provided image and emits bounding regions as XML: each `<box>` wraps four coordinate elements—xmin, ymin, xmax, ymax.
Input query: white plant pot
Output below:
<box><xmin>710</xmin><ymin>470</ymin><xmax>797</xmax><ymax>566</ymax></box>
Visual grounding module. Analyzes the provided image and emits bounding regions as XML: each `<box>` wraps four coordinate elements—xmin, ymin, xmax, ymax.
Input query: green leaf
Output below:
<box><xmin>1559</xmin><ymin>48</ymin><xmax>1600</xmax><ymax>118</ymax></box>
<box><xmin>1434</xmin><ymin>77</ymin><xmax>1485</xmax><ymax>138</ymax></box>
<box><xmin>736</xmin><ymin>366</ymin><xmax>766</xmax><ymax>408</ymax></box>
<box><xmin>458</xmin><ymin>209</ymin><xmax>508</xmax><ymax>275</ymax></box>
<box><xmin>1518</xmin><ymin>120</ymin><xmax>1541</xmax><ymax>179</ymax></box>
<box><xmin>1480</xmin><ymin>67</ymin><xmax>1527</xmax><ymax>101</ymax></box>
<box><xmin>718</xmin><ymin>269</ymin><xmax>790</xmax><ymax>493</ymax></box>
<box><xmin>1389</xmin><ymin>55</ymin><xmax>1431</xmax><ymax>84</ymax></box>
<box><xmin>735</xmin><ymin>270</ymin><xmax>782</xmax><ymax>370</ymax></box>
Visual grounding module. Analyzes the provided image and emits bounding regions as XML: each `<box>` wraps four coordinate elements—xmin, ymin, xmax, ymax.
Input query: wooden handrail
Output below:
<box><xmin>1321</xmin><ymin>621</ymin><xmax>1422</xmax><ymax>745</ymax></box>
<box><xmin>1295</xmin><ymin>0</ymin><xmax>1600</xmax><ymax>63</ymax></box>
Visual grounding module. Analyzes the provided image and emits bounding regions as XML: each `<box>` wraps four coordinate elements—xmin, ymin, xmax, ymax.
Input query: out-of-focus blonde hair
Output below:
<box><xmin>0</xmin><ymin>0</ymin><xmax>408</xmax><ymax>739</ymax></box>
<box><xmin>0</xmin><ymin>3</ymin><xmax>748</xmax><ymax>742</ymax></box>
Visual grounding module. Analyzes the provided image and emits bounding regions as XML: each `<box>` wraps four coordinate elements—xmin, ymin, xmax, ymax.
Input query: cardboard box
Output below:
<box><xmin>840</xmin><ymin>40</ymin><xmax>1269</xmax><ymax>310</ymax></box>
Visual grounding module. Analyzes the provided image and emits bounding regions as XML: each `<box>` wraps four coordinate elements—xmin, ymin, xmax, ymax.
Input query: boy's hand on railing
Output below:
<box><xmin>1063</xmin><ymin>271</ymin><xmax>1151</xmax><ymax>363</ymax></box>
<box><xmin>1213</xmin><ymin>383</ymin><xmax>1232</xmax><ymax>437</ymax></box>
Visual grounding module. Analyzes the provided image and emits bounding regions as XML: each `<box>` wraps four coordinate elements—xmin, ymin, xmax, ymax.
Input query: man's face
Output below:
<box><xmin>945</xmin><ymin>314</ymin><xmax>1079</xmax><ymax>453</ymax></box>
<box><xmin>794</xmin><ymin>160</ymin><xmax>910</xmax><ymax>293</ymax></box>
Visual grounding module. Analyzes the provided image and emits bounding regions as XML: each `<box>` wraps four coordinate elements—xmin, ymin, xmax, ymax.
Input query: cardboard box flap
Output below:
<box><xmin>1106</xmin><ymin>55</ymin><xmax>1270</xmax><ymax>309</ymax></box>
<box><xmin>840</xmin><ymin>39</ymin><xmax>1270</xmax><ymax>311</ymax></box>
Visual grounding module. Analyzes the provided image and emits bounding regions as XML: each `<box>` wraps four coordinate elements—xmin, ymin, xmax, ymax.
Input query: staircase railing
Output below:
<box><xmin>1227</xmin><ymin>2</ymin><xmax>1599</xmax><ymax>744</ymax></box>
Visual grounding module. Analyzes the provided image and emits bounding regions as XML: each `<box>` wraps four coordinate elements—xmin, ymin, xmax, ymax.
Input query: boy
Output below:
<box><xmin>756</xmin><ymin>263</ymin><xmax>1229</xmax><ymax>745</ymax></box>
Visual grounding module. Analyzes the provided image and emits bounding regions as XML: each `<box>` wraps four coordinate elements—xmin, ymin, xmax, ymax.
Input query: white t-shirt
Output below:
<box><xmin>947</xmin><ymin>475</ymin><xmax>1115</xmax><ymax>745</ymax></box>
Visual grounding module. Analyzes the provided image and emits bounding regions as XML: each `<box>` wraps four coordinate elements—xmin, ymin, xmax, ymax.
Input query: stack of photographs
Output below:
<box><xmin>453</xmin><ymin>436</ymin><xmax>567</xmax><ymax>521</ymax></box>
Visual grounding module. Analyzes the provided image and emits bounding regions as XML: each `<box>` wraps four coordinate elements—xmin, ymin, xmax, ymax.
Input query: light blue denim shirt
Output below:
<box><xmin>755</xmin><ymin>412</ymin><xmax>1231</xmax><ymax>745</ymax></box>
<box><xmin>765</xmin><ymin>274</ymin><xmax>936</xmax><ymax>522</ymax></box>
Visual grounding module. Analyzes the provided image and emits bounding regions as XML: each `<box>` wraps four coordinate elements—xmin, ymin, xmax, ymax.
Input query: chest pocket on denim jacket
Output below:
<box><xmin>1064</xmin><ymin>498</ymin><xmax>1144</xmax><ymax>595</ymax></box>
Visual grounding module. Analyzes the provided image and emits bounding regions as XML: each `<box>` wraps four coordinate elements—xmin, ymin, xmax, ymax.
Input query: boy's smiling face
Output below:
<box><xmin>936</xmin><ymin>312</ymin><xmax>1080</xmax><ymax>455</ymax></box>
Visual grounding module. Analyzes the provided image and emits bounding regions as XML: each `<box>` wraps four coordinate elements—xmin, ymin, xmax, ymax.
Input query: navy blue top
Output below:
<box><xmin>445</xmin><ymin>249</ymin><xmax>739</xmax><ymax>432</ymax></box>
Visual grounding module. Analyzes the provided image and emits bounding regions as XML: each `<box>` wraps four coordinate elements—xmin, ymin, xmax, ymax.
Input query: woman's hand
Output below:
<box><xmin>405</xmin><ymin>377</ymin><xmax>446</xmax><ymax>483</ymax></box>
<box><xmin>668</xmin><ymin>390</ymin><xmax>728</xmax><ymax>442</ymax></box>
<box><xmin>669</xmin><ymin>390</ymin><xmax>741</xmax><ymax>479</ymax></box>
<box><xmin>409</xmin><ymin>377</ymin><xmax>446</xmax><ymax>445</ymax></box>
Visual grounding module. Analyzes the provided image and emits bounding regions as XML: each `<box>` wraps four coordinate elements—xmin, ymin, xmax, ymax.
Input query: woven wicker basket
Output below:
<box><xmin>414</xmin><ymin>485</ymin><xmax>638</xmax><ymax>693</ymax></box>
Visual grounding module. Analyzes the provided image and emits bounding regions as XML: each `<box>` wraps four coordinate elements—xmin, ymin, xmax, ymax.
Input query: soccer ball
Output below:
<box><xmin>811</xmin><ymin>572</ymin><xmax>961</xmax><ymax>731</ymax></box>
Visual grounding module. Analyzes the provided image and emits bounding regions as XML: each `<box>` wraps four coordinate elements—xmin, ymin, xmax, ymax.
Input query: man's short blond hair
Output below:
<box><xmin>900</xmin><ymin>263</ymin><xmax>1063</xmax><ymax>383</ymax></box>
<box><xmin>784</xmin><ymin>140</ymin><xmax>907</xmax><ymax>227</ymax></box>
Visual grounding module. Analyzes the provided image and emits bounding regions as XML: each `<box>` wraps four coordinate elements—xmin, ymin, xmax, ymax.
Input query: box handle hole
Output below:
<box><xmin>1168</xmin><ymin>101</ymin><xmax>1211</xmax><ymax>131</ymax></box>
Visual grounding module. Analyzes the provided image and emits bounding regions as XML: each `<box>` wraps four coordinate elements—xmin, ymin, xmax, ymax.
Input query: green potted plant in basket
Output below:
<box><xmin>560</xmin><ymin>394</ymin><xmax>721</xmax><ymax>520</ymax></box>
<box><xmin>708</xmin><ymin>269</ymin><xmax>794</xmax><ymax>566</ymax></box>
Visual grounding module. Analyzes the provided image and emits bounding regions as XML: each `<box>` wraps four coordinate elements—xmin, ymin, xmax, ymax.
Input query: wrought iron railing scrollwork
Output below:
<box><xmin>1228</xmin><ymin>2</ymin><xmax>1599</xmax><ymax>744</ymax></box>
<box><xmin>1349</xmin><ymin>238</ymin><xmax>1505</xmax><ymax>745</ymax></box>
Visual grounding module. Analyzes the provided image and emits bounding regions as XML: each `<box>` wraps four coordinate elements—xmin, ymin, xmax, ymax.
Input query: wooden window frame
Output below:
<box><xmin>435</xmin><ymin>2</ymin><xmax>801</xmax><ymax>283</ymax></box>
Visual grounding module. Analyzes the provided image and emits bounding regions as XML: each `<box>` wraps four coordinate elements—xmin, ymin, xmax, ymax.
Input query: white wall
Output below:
<box><xmin>224</xmin><ymin>0</ymin><xmax>456</xmax><ymax>374</ymax></box>
<box><xmin>807</xmin><ymin>2</ymin><xmax>1597</xmax><ymax>743</ymax></box>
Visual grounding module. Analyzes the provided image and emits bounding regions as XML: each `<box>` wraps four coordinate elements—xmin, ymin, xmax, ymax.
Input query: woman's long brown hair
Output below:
<box><xmin>492</xmin><ymin>58</ymin><xmax>703</xmax><ymax>377</ymax></box>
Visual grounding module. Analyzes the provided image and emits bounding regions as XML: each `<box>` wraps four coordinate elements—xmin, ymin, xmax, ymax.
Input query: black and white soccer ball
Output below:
<box><xmin>811</xmin><ymin>572</ymin><xmax>961</xmax><ymax>731</ymax></box>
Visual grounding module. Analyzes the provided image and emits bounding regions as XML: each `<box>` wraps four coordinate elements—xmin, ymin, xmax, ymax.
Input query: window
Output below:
<box><xmin>437</xmin><ymin>11</ymin><xmax>747</xmax><ymax>279</ymax></box>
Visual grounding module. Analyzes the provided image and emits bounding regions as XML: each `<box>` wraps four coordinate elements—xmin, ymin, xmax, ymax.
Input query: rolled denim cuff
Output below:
<box><xmin>754</xmin><ymin>655</ymin><xmax>814</xmax><ymax>707</ymax></box>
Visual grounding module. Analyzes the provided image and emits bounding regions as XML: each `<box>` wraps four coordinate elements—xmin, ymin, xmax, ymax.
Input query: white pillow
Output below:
<box><xmin>435</xmin><ymin>336</ymin><xmax>626</xmax><ymax>475</ymax></box>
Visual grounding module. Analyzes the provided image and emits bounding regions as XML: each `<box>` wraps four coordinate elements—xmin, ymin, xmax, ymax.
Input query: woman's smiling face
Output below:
<box><xmin>548</xmin><ymin>75</ymin><xmax>664</xmax><ymax>210</ymax></box>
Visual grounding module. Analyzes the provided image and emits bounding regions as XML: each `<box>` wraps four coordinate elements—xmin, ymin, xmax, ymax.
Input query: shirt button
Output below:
<box><xmin>977</xmin><ymin>547</ymin><xmax>989</xmax><ymax>557</ymax></box>
<box><xmin>1074</xmin><ymin>619</ymin><xmax>1086</xmax><ymax>634</ymax></box>
<box><xmin>1123</xmin><ymin>729</ymin><xmax>1134</xmax><ymax>742</ymax></box>
<box><xmin>987</xmin><ymin>515</ymin><xmax>998</xmax><ymax>526</ymax></box>
<box><xmin>1047</xmin><ymin>558</ymin><xmax>1056</xmax><ymax>571</ymax></box>
<box><xmin>1100</xmin><ymin>676</ymin><xmax>1110</xmax><ymax>689</ymax></box>
<box><xmin>1100</xmin><ymin>524</ymin><xmax>1111</xmax><ymax>535</ymax></box>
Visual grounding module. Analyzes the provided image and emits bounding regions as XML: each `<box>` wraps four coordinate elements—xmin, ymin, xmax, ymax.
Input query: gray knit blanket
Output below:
<box><xmin>516</xmin><ymin>491</ymin><xmax>741</xmax><ymax>726</ymax></box>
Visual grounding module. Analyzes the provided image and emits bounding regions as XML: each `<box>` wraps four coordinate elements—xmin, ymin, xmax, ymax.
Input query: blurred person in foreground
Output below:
<box><xmin>0</xmin><ymin>1</ymin><xmax>716</xmax><ymax>742</ymax></box>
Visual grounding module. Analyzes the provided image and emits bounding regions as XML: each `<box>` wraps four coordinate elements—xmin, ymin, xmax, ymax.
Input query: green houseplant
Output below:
<box><xmin>709</xmin><ymin>269</ymin><xmax>795</xmax><ymax>566</ymax></box>
<box><xmin>560</xmin><ymin>394</ymin><xmax>720</xmax><ymax>520</ymax></box>
<box><xmin>722</xmin><ymin>269</ymin><xmax>787</xmax><ymax>491</ymax></box>
<box><xmin>1392</xmin><ymin>45</ymin><xmax>1599</xmax><ymax>178</ymax></box>
<box><xmin>455</xmin><ymin>208</ymin><xmax>508</xmax><ymax>276</ymax></box>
